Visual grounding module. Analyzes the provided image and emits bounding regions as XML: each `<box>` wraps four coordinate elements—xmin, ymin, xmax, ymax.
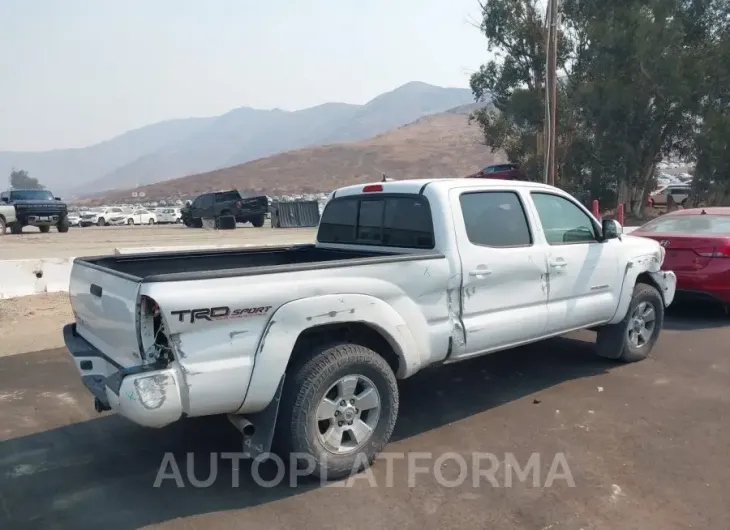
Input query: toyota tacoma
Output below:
<box><xmin>63</xmin><ymin>178</ymin><xmax>676</xmax><ymax>480</ymax></box>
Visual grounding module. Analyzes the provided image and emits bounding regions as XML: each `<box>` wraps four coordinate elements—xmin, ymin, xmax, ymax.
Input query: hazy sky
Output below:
<box><xmin>0</xmin><ymin>0</ymin><xmax>487</xmax><ymax>151</ymax></box>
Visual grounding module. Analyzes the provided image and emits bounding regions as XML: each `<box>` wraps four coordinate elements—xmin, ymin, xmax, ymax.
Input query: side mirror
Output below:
<box><xmin>0</xmin><ymin>197</ymin><xmax>7</xmax><ymax>203</ymax></box>
<box><xmin>55</xmin><ymin>197</ymin><xmax>62</xmax><ymax>201</ymax></box>
<box><xmin>602</xmin><ymin>219</ymin><xmax>622</xmax><ymax>240</ymax></box>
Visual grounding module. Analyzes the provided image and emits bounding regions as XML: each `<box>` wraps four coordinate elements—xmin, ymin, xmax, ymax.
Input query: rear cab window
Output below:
<box><xmin>459</xmin><ymin>191</ymin><xmax>532</xmax><ymax>247</ymax></box>
<box><xmin>317</xmin><ymin>194</ymin><xmax>435</xmax><ymax>249</ymax></box>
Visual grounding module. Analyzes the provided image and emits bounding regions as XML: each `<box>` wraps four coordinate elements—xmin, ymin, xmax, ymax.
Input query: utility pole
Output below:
<box><xmin>543</xmin><ymin>0</ymin><xmax>559</xmax><ymax>186</ymax></box>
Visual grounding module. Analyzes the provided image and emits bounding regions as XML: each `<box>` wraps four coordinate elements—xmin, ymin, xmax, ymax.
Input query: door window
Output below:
<box><xmin>531</xmin><ymin>192</ymin><xmax>597</xmax><ymax>244</ymax></box>
<box><xmin>459</xmin><ymin>191</ymin><xmax>532</xmax><ymax>247</ymax></box>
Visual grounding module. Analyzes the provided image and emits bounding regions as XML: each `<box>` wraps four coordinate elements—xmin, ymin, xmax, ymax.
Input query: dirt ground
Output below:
<box><xmin>0</xmin><ymin>293</ymin><xmax>73</xmax><ymax>356</ymax></box>
<box><xmin>0</xmin><ymin>223</ymin><xmax>316</xmax><ymax>260</ymax></box>
<box><xmin>0</xmin><ymin>296</ymin><xmax>728</xmax><ymax>529</ymax></box>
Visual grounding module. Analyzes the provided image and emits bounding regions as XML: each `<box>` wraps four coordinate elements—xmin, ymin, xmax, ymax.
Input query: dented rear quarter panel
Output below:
<box><xmin>140</xmin><ymin>254</ymin><xmax>453</xmax><ymax>417</ymax></box>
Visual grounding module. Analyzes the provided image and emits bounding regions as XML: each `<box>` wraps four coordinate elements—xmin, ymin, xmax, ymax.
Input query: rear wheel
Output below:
<box><xmin>39</xmin><ymin>225</ymin><xmax>50</xmax><ymax>233</ymax></box>
<box><xmin>10</xmin><ymin>222</ymin><xmax>23</xmax><ymax>235</ymax></box>
<box><xmin>275</xmin><ymin>343</ymin><xmax>398</xmax><ymax>481</ymax></box>
<box><xmin>596</xmin><ymin>283</ymin><xmax>664</xmax><ymax>362</ymax></box>
<box><xmin>97</xmin><ymin>217</ymin><xmax>106</xmax><ymax>227</ymax></box>
<box><xmin>0</xmin><ymin>217</ymin><xmax>5</xmax><ymax>235</ymax></box>
<box><xmin>148</xmin><ymin>218</ymin><xmax>155</xmax><ymax>225</ymax></box>
<box><xmin>127</xmin><ymin>218</ymin><xmax>134</xmax><ymax>225</ymax></box>
<box><xmin>251</xmin><ymin>214</ymin><xmax>265</xmax><ymax>228</ymax></box>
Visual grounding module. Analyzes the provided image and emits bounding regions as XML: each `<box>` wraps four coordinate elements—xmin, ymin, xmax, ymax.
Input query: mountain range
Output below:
<box><xmin>0</xmin><ymin>82</ymin><xmax>478</xmax><ymax>195</ymax></box>
<box><xmin>94</xmin><ymin>102</ymin><xmax>502</xmax><ymax>204</ymax></box>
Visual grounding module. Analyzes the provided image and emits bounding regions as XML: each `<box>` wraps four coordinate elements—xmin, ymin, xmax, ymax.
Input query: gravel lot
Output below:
<box><xmin>0</xmin><ymin>223</ymin><xmax>316</xmax><ymax>260</ymax></box>
<box><xmin>0</xmin><ymin>296</ymin><xmax>728</xmax><ymax>529</ymax></box>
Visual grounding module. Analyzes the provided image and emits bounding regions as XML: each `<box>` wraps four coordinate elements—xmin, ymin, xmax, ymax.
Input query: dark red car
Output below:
<box><xmin>467</xmin><ymin>163</ymin><xmax>527</xmax><ymax>180</ymax></box>
<box><xmin>632</xmin><ymin>207</ymin><xmax>730</xmax><ymax>304</ymax></box>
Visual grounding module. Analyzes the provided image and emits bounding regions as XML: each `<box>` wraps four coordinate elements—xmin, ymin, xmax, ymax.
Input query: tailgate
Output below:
<box><xmin>69</xmin><ymin>260</ymin><xmax>142</xmax><ymax>367</ymax></box>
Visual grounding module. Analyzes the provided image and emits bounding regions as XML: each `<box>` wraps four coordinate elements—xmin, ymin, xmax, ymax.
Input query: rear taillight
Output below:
<box><xmin>695</xmin><ymin>247</ymin><xmax>730</xmax><ymax>258</ymax></box>
<box><xmin>139</xmin><ymin>295</ymin><xmax>173</xmax><ymax>365</ymax></box>
<box><xmin>363</xmin><ymin>184</ymin><xmax>383</xmax><ymax>192</ymax></box>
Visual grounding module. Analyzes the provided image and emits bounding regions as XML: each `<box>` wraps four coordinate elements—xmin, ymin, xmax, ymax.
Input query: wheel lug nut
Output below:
<box><xmin>350</xmin><ymin>399</ymin><xmax>355</xmax><ymax>404</ymax></box>
<box><xmin>338</xmin><ymin>421</ymin><xmax>343</xmax><ymax>427</ymax></box>
<box><xmin>340</xmin><ymin>400</ymin><xmax>346</xmax><ymax>406</ymax></box>
<box><xmin>348</xmin><ymin>420</ymin><xmax>353</xmax><ymax>425</ymax></box>
<box><xmin>334</xmin><ymin>410</ymin><xmax>340</xmax><ymax>416</ymax></box>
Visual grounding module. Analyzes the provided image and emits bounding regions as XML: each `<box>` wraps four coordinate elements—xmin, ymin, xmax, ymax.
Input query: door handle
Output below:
<box><xmin>548</xmin><ymin>259</ymin><xmax>567</xmax><ymax>269</ymax></box>
<box><xmin>469</xmin><ymin>269</ymin><xmax>492</xmax><ymax>277</ymax></box>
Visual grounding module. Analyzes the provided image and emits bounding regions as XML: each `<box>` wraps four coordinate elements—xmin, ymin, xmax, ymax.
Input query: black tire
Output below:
<box><xmin>275</xmin><ymin>343</ymin><xmax>399</xmax><ymax>481</ymax></box>
<box><xmin>10</xmin><ymin>222</ymin><xmax>22</xmax><ymax>235</ymax></box>
<box><xmin>127</xmin><ymin>218</ymin><xmax>134</xmax><ymax>225</ymax></box>
<box><xmin>57</xmin><ymin>216</ymin><xmax>70</xmax><ymax>233</ymax></box>
<box><xmin>39</xmin><ymin>225</ymin><xmax>50</xmax><ymax>233</ymax></box>
<box><xmin>97</xmin><ymin>217</ymin><xmax>106</xmax><ymax>227</ymax></box>
<box><xmin>251</xmin><ymin>214</ymin><xmax>265</xmax><ymax>228</ymax></box>
<box><xmin>0</xmin><ymin>217</ymin><xmax>5</xmax><ymax>235</ymax></box>
<box><xmin>148</xmin><ymin>218</ymin><xmax>155</xmax><ymax>225</ymax></box>
<box><xmin>596</xmin><ymin>283</ymin><xmax>664</xmax><ymax>362</ymax></box>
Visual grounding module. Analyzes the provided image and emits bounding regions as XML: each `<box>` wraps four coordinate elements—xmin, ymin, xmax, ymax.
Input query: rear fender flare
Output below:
<box><xmin>238</xmin><ymin>293</ymin><xmax>420</xmax><ymax>413</ymax></box>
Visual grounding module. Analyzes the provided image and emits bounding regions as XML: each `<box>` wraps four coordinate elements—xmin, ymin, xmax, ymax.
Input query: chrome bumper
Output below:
<box><xmin>63</xmin><ymin>323</ymin><xmax>184</xmax><ymax>428</ymax></box>
<box><xmin>649</xmin><ymin>270</ymin><xmax>677</xmax><ymax>307</ymax></box>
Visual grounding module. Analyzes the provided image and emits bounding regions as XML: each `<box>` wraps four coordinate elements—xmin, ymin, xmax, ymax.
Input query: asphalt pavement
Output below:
<box><xmin>0</xmin><ymin>303</ymin><xmax>728</xmax><ymax>530</ymax></box>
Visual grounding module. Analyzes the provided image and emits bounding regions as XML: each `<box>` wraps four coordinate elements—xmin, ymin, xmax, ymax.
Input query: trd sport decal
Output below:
<box><xmin>170</xmin><ymin>306</ymin><xmax>272</xmax><ymax>324</ymax></box>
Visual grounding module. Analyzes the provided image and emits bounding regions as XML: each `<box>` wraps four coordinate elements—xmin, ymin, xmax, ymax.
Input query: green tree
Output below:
<box><xmin>470</xmin><ymin>0</ymin><xmax>723</xmax><ymax>215</ymax></box>
<box><xmin>9</xmin><ymin>168</ymin><xmax>44</xmax><ymax>189</ymax></box>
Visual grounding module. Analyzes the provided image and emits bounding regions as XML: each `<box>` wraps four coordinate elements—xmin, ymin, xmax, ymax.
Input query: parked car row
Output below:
<box><xmin>69</xmin><ymin>207</ymin><xmax>182</xmax><ymax>227</ymax></box>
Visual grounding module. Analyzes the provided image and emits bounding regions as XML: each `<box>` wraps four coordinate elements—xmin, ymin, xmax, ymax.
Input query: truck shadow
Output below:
<box><xmin>0</xmin><ymin>336</ymin><xmax>613</xmax><ymax>529</ymax></box>
<box><xmin>663</xmin><ymin>300</ymin><xmax>729</xmax><ymax>330</ymax></box>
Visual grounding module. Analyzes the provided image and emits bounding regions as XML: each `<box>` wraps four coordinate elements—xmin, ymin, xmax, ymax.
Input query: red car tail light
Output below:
<box><xmin>363</xmin><ymin>184</ymin><xmax>383</xmax><ymax>192</ymax></box>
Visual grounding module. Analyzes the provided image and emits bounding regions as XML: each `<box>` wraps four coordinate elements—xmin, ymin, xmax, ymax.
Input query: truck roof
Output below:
<box><xmin>332</xmin><ymin>178</ymin><xmax>558</xmax><ymax>198</ymax></box>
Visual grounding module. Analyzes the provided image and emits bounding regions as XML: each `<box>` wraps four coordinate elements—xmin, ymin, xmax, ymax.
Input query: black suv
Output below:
<box><xmin>181</xmin><ymin>190</ymin><xmax>268</xmax><ymax>228</ymax></box>
<box><xmin>0</xmin><ymin>189</ymin><xmax>69</xmax><ymax>234</ymax></box>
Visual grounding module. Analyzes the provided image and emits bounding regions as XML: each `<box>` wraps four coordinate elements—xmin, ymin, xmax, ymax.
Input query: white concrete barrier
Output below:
<box><xmin>0</xmin><ymin>258</ymin><xmax>74</xmax><ymax>299</ymax></box>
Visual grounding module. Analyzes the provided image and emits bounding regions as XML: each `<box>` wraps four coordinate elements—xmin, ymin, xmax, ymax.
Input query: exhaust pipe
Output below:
<box><xmin>227</xmin><ymin>414</ymin><xmax>256</xmax><ymax>437</ymax></box>
<box><xmin>94</xmin><ymin>397</ymin><xmax>111</xmax><ymax>413</ymax></box>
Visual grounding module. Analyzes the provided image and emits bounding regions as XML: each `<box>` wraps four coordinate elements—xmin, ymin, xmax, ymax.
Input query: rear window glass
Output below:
<box><xmin>215</xmin><ymin>191</ymin><xmax>241</xmax><ymax>202</ymax></box>
<box><xmin>318</xmin><ymin>195</ymin><xmax>434</xmax><ymax>248</ymax></box>
<box><xmin>638</xmin><ymin>214</ymin><xmax>730</xmax><ymax>235</ymax></box>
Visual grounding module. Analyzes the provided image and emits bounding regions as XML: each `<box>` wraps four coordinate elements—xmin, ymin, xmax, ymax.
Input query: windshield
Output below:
<box><xmin>638</xmin><ymin>214</ymin><xmax>730</xmax><ymax>235</ymax></box>
<box><xmin>10</xmin><ymin>189</ymin><xmax>54</xmax><ymax>201</ymax></box>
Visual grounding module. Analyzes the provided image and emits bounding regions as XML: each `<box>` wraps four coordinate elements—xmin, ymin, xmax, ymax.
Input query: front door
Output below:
<box><xmin>450</xmin><ymin>188</ymin><xmax>550</xmax><ymax>358</ymax></box>
<box><xmin>529</xmin><ymin>192</ymin><xmax>622</xmax><ymax>333</ymax></box>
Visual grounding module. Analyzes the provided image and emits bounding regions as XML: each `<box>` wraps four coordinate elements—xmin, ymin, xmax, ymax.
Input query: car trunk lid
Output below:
<box><xmin>637</xmin><ymin>233</ymin><xmax>730</xmax><ymax>271</ymax></box>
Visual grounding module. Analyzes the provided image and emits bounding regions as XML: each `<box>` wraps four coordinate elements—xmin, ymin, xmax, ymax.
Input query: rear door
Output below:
<box><xmin>450</xmin><ymin>187</ymin><xmax>550</xmax><ymax>357</ymax></box>
<box><xmin>69</xmin><ymin>262</ymin><xmax>142</xmax><ymax>367</ymax></box>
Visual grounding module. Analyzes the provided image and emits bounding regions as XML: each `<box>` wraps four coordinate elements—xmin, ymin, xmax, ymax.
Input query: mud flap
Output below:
<box><xmin>235</xmin><ymin>375</ymin><xmax>285</xmax><ymax>460</ymax></box>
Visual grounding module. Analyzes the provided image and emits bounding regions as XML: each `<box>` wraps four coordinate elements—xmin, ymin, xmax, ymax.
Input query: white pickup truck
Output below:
<box><xmin>63</xmin><ymin>178</ymin><xmax>676</xmax><ymax>480</ymax></box>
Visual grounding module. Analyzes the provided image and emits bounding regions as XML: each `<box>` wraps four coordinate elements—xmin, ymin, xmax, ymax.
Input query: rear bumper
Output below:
<box><xmin>673</xmin><ymin>270</ymin><xmax>730</xmax><ymax>304</ymax></box>
<box><xmin>650</xmin><ymin>270</ymin><xmax>677</xmax><ymax>306</ymax></box>
<box><xmin>63</xmin><ymin>323</ymin><xmax>184</xmax><ymax>428</ymax></box>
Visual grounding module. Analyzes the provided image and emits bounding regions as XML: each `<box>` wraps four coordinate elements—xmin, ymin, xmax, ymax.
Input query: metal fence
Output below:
<box><xmin>271</xmin><ymin>200</ymin><xmax>321</xmax><ymax>228</ymax></box>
